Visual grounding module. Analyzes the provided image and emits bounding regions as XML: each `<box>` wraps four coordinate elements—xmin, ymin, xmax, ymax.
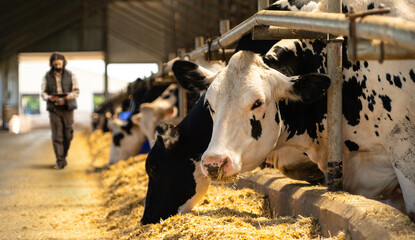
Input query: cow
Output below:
<box><xmin>141</xmin><ymin>94</ymin><xmax>212</xmax><ymax>225</ymax></box>
<box><xmin>141</xmin><ymin>86</ymin><xmax>325</xmax><ymax>225</ymax></box>
<box><xmin>131</xmin><ymin>84</ymin><xmax>179</xmax><ymax>147</ymax></box>
<box><xmin>108</xmin><ymin>84</ymin><xmax>169</xmax><ymax>165</ymax></box>
<box><xmin>172</xmin><ymin>0</ymin><xmax>415</xmax><ymax>220</ymax></box>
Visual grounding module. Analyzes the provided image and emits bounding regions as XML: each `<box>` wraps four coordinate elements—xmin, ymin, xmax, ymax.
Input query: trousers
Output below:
<box><xmin>49</xmin><ymin>108</ymin><xmax>74</xmax><ymax>166</ymax></box>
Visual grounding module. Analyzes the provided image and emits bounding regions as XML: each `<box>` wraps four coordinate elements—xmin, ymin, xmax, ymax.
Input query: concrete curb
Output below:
<box><xmin>235</xmin><ymin>169</ymin><xmax>415</xmax><ymax>240</ymax></box>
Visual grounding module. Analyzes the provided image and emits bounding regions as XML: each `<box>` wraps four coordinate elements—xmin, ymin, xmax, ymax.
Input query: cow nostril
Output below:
<box><xmin>203</xmin><ymin>157</ymin><xmax>228</xmax><ymax>180</ymax></box>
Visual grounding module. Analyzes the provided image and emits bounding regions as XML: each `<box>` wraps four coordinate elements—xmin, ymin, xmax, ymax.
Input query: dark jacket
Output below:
<box><xmin>45</xmin><ymin>69</ymin><xmax>77</xmax><ymax>111</ymax></box>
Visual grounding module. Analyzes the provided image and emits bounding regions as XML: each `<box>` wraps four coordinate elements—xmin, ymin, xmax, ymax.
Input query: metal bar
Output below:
<box><xmin>253</xmin><ymin>11</ymin><xmax>415</xmax><ymax>51</ymax></box>
<box><xmin>252</xmin><ymin>26</ymin><xmax>328</xmax><ymax>40</ymax></box>
<box><xmin>326</xmin><ymin>0</ymin><xmax>343</xmax><ymax>192</ymax></box>
<box><xmin>350</xmin><ymin>39</ymin><xmax>415</xmax><ymax>60</ymax></box>
<box><xmin>204</xmin><ymin>49</ymin><xmax>234</xmax><ymax>61</ymax></box>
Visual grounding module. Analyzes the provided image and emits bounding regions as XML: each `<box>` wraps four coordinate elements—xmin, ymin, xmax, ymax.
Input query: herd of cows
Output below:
<box><xmin>91</xmin><ymin>0</ymin><xmax>415</xmax><ymax>225</ymax></box>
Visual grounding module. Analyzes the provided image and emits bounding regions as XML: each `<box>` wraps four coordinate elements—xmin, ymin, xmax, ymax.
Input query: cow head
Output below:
<box><xmin>132</xmin><ymin>84</ymin><xmax>179</xmax><ymax>147</ymax></box>
<box><xmin>173</xmin><ymin>51</ymin><xmax>330</xmax><ymax>183</ymax></box>
<box><xmin>108</xmin><ymin>118</ymin><xmax>147</xmax><ymax>165</ymax></box>
<box><xmin>141</xmin><ymin>120</ymin><xmax>210</xmax><ymax>224</ymax></box>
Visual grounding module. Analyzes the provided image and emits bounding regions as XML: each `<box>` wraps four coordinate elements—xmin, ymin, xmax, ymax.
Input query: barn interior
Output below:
<box><xmin>0</xmin><ymin>0</ymin><xmax>258</xmax><ymax>130</ymax></box>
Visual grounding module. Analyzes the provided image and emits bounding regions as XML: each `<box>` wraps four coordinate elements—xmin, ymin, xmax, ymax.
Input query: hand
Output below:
<box><xmin>49</xmin><ymin>96</ymin><xmax>58</xmax><ymax>102</ymax></box>
<box><xmin>64</xmin><ymin>95</ymin><xmax>71</xmax><ymax>100</ymax></box>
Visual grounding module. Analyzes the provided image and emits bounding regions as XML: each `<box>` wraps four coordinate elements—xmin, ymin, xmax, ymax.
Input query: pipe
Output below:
<box><xmin>252</xmin><ymin>26</ymin><xmax>328</xmax><ymax>40</ymax></box>
<box><xmin>350</xmin><ymin>39</ymin><xmax>415</xmax><ymax>61</ymax></box>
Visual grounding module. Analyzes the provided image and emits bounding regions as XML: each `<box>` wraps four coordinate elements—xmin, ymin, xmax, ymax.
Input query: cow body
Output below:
<box><xmin>173</xmin><ymin>1</ymin><xmax>415</xmax><ymax>219</ymax></box>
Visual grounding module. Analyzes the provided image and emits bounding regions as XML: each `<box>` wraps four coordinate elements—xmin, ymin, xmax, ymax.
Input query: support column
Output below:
<box><xmin>326</xmin><ymin>0</ymin><xmax>343</xmax><ymax>191</ymax></box>
<box><xmin>103</xmin><ymin>4</ymin><xmax>109</xmax><ymax>98</ymax></box>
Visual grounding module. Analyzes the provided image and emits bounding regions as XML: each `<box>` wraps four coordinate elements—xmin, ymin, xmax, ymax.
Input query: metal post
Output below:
<box><xmin>220</xmin><ymin>20</ymin><xmax>230</xmax><ymax>35</ymax></box>
<box><xmin>326</xmin><ymin>0</ymin><xmax>343</xmax><ymax>191</ymax></box>
<box><xmin>103</xmin><ymin>4</ymin><xmax>109</xmax><ymax>98</ymax></box>
<box><xmin>258</xmin><ymin>0</ymin><xmax>269</xmax><ymax>11</ymax></box>
<box><xmin>195</xmin><ymin>36</ymin><xmax>204</xmax><ymax>48</ymax></box>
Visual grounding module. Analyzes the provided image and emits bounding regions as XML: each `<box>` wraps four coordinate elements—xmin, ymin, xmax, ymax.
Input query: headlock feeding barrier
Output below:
<box><xmin>98</xmin><ymin>0</ymin><xmax>415</xmax><ymax>191</ymax></box>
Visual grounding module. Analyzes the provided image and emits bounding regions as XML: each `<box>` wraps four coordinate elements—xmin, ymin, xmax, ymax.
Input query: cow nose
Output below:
<box><xmin>202</xmin><ymin>154</ymin><xmax>229</xmax><ymax>180</ymax></box>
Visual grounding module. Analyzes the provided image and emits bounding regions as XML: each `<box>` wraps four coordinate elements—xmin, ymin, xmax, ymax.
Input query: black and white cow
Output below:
<box><xmin>131</xmin><ymin>84</ymin><xmax>179</xmax><ymax>147</ymax></box>
<box><xmin>173</xmin><ymin>0</ymin><xmax>415</xmax><ymax>220</ymax></box>
<box><xmin>141</xmin><ymin>94</ymin><xmax>212</xmax><ymax>225</ymax></box>
<box><xmin>108</xmin><ymin>84</ymin><xmax>170</xmax><ymax>164</ymax></box>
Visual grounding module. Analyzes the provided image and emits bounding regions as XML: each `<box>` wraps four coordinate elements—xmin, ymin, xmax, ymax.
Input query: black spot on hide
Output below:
<box><xmin>250</xmin><ymin>115</ymin><xmax>262</xmax><ymax>140</ymax></box>
<box><xmin>113</xmin><ymin>133</ymin><xmax>124</xmax><ymax>147</ymax></box>
<box><xmin>410</xmin><ymin>70</ymin><xmax>415</xmax><ymax>83</ymax></box>
<box><xmin>367</xmin><ymin>2</ymin><xmax>375</xmax><ymax>10</ymax></box>
<box><xmin>352</xmin><ymin>61</ymin><xmax>361</xmax><ymax>72</ymax></box>
<box><xmin>386</xmin><ymin>74</ymin><xmax>393</xmax><ymax>85</ymax></box>
<box><xmin>393</xmin><ymin>75</ymin><xmax>402</xmax><ymax>88</ymax></box>
<box><xmin>279</xmin><ymin>95</ymin><xmax>326</xmax><ymax>142</ymax></box>
<box><xmin>379</xmin><ymin>95</ymin><xmax>392</xmax><ymax>112</ymax></box>
<box><xmin>345</xmin><ymin>140</ymin><xmax>359</xmax><ymax>151</ymax></box>
<box><xmin>342</xmin><ymin>76</ymin><xmax>363</xmax><ymax>126</ymax></box>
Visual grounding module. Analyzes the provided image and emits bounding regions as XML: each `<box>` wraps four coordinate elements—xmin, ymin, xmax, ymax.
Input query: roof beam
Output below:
<box><xmin>107</xmin><ymin>11</ymin><xmax>166</xmax><ymax>54</ymax></box>
<box><xmin>108</xmin><ymin>26</ymin><xmax>164</xmax><ymax>59</ymax></box>
<box><xmin>108</xmin><ymin>7</ymin><xmax>167</xmax><ymax>45</ymax></box>
<box><xmin>129</xmin><ymin>1</ymin><xmax>195</xmax><ymax>40</ymax></box>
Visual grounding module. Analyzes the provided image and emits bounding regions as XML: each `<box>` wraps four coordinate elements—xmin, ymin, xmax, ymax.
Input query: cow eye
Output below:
<box><xmin>251</xmin><ymin>99</ymin><xmax>264</xmax><ymax>110</ymax></box>
<box><xmin>205</xmin><ymin>100</ymin><xmax>215</xmax><ymax>114</ymax></box>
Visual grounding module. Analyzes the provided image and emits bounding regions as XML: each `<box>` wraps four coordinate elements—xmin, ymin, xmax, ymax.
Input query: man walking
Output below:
<box><xmin>41</xmin><ymin>52</ymin><xmax>79</xmax><ymax>169</ymax></box>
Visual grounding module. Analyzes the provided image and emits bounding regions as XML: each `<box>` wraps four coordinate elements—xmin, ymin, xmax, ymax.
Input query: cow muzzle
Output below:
<box><xmin>201</xmin><ymin>154</ymin><xmax>237</xmax><ymax>183</ymax></box>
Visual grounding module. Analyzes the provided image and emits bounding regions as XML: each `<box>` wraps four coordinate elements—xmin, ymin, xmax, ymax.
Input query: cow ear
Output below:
<box><xmin>130</xmin><ymin>113</ymin><xmax>142</xmax><ymax>126</ymax></box>
<box><xmin>156</xmin><ymin>120</ymin><xmax>179</xmax><ymax>148</ymax></box>
<box><xmin>290</xmin><ymin>73</ymin><xmax>331</xmax><ymax>103</ymax></box>
<box><xmin>172</xmin><ymin>60</ymin><xmax>214</xmax><ymax>92</ymax></box>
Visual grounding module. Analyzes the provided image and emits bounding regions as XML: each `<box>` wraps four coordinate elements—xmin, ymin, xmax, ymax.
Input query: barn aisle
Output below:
<box><xmin>0</xmin><ymin>129</ymin><xmax>111</xmax><ymax>239</ymax></box>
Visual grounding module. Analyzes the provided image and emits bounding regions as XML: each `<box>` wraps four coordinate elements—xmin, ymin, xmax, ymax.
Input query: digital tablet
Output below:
<box><xmin>51</xmin><ymin>93</ymin><xmax>68</xmax><ymax>97</ymax></box>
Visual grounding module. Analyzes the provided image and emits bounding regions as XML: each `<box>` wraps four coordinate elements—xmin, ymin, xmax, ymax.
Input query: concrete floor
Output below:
<box><xmin>0</xmin><ymin>129</ymin><xmax>111</xmax><ymax>239</ymax></box>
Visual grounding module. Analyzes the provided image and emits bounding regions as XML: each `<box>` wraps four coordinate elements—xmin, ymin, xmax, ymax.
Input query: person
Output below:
<box><xmin>41</xmin><ymin>52</ymin><xmax>79</xmax><ymax>169</ymax></box>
